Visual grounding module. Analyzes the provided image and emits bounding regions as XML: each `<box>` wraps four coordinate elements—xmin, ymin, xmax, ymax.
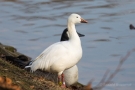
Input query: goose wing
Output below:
<box><xmin>29</xmin><ymin>41</ymin><xmax>71</xmax><ymax>72</ymax></box>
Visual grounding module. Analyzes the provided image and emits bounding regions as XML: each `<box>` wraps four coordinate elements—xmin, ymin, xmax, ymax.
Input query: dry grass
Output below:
<box><xmin>0</xmin><ymin>76</ymin><xmax>21</xmax><ymax>90</ymax></box>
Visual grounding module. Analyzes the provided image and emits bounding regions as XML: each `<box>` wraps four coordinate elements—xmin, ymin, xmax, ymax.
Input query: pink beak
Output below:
<box><xmin>81</xmin><ymin>18</ymin><xmax>88</xmax><ymax>23</ymax></box>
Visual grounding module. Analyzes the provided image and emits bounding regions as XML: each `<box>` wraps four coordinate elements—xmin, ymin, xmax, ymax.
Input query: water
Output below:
<box><xmin>0</xmin><ymin>0</ymin><xmax>135</xmax><ymax>90</ymax></box>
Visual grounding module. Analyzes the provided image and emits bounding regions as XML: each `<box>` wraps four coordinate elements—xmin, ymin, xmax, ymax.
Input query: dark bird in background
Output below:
<box><xmin>129</xmin><ymin>24</ymin><xmax>135</xmax><ymax>30</ymax></box>
<box><xmin>61</xmin><ymin>28</ymin><xmax>85</xmax><ymax>41</ymax></box>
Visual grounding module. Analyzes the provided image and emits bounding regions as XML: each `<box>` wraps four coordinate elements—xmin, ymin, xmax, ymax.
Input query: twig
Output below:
<box><xmin>93</xmin><ymin>47</ymin><xmax>135</xmax><ymax>90</ymax></box>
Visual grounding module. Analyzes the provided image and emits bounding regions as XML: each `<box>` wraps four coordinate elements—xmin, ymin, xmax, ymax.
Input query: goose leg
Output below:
<box><xmin>58</xmin><ymin>75</ymin><xmax>62</xmax><ymax>86</ymax></box>
<box><xmin>61</xmin><ymin>73</ymin><xmax>66</xmax><ymax>87</ymax></box>
<box><xmin>58</xmin><ymin>71</ymin><xmax>66</xmax><ymax>88</ymax></box>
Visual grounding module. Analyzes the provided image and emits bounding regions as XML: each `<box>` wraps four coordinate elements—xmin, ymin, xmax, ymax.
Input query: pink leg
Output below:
<box><xmin>58</xmin><ymin>75</ymin><xmax>62</xmax><ymax>86</ymax></box>
<box><xmin>61</xmin><ymin>73</ymin><xmax>66</xmax><ymax>88</ymax></box>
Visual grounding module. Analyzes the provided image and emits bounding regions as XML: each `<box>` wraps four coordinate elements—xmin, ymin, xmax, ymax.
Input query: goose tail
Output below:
<box><xmin>25</xmin><ymin>65</ymin><xmax>31</xmax><ymax>69</ymax></box>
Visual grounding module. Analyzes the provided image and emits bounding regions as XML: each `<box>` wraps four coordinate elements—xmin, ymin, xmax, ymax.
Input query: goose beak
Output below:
<box><xmin>81</xmin><ymin>18</ymin><xmax>88</xmax><ymax>23</ymax></box>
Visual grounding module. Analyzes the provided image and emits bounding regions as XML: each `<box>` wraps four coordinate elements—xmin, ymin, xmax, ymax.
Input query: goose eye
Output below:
<box><xmin>76</xmin><ymin>17</ymin><xmax>78</xmax><ymax>18</ymax></box>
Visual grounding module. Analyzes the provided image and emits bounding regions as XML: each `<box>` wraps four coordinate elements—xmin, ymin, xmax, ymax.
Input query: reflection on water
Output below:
<box><xmin>0</xmin><ymin>0</ymin><xmax>135</xmax><ymax>90</ymax></box>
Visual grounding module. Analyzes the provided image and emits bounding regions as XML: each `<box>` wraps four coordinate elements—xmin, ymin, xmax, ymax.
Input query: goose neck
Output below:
<box><xmin>67</xmin><ymin>22</ymin><xmax>81</xmax><ymax>45</ymax></box>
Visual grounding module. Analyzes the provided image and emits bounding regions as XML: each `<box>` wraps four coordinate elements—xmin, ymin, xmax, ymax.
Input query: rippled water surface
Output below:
<box><xmin>0</xmin><ymin>0</ymin><xmax>135</xmax><ymax>90</ymax></box>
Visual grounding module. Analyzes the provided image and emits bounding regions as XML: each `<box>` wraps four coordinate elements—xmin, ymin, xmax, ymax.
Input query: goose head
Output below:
<box><xmin>68</xmin><ymin>13</ymin><xmax>88</xmax><ymax>24</ymax></box>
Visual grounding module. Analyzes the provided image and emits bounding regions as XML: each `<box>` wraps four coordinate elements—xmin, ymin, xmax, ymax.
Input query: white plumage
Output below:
<box><xmin>30</xmin><ymin>41</ymin><xmax>82</xmax><ymax>76</ymax></box>
<box><xmin>25</xmin><ymin>13</ymin><xmax>87</xmax><ymax>86</ymax></box>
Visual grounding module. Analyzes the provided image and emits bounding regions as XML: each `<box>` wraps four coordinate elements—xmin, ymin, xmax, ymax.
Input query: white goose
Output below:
<box><xmin>25</xmin><ymin>13</ymin><xmax>87</xmax><ymax>87</ymax></box>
